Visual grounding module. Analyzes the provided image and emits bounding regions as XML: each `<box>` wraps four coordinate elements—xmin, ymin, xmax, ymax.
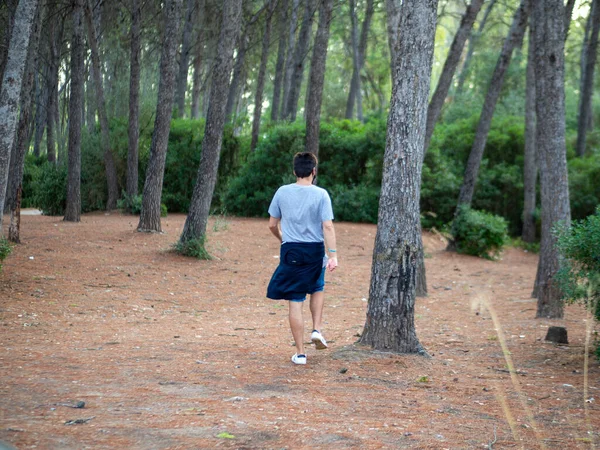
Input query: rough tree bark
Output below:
<box><xmin>423</xmin><ymin>0</ymin><xmax>484</xmax><ymax>153</ymax></box>
<box><xmin>385</xmin><ymin>0</ymin><xmax>400</xmax><ymax>71</ymax></box>
<box><xmin>5</xmin><ymin>2</ymin><xmax>43</xmax><ymax>226</ymax></box>
<box><xmin>284</xmin><ymin>0</ymin><xmax>317</xmax><ymax>121</ymax></box>
<box><xmin>305</xmin><ymin>0</ymin><xmax>333</xmax><ymax>156</ymax></box>
<box><xmin>137</xmin><ymin>0</ymin><xmax>183</xmax><ymax>232</ymax></box>
<box><xmin>251</xmin><ymin>0</ymin><xmax>276</xmax><ymax>152</ymax></box>
<box><xmin>456</xmin><ymin>0</ymin><xmax>497</xmax><ymax>95</ymax></box>
<box><xmin>33</xmin><ymin>66</ymin><xmax>47</xmax><ymax>158</ymax></box>
<box><xmin>46</xmin><ymin>12</ymin><xmax>64</xmax><ymax>165</ymax></box>
<box><xmin>358</xmin><ymin>0</ymin><xmax>438</xmax><ymax>354</ymax></box>
<box><xmin>127</xmin><ymin>0</ymin><xmax>142</xmax><ymax>199</ymax></box>
<box><xmin>533</xmin><ymin>0</ymin><xmax>571</xmax><ymax>318</ymax></box>
<box><xmin>0</xmin><ymin>0</ymin><xmax>39</xmax><ymax>233</ymax></box>
<box><xmin>174</xmin><ymin>0</ymin><xmax>195</xmax><ymax>118</ymax></box>
<box><xmin>84</xmin><ymin>0</ymin><xmax>120</xmax><ymax>210</ymax></box>
<box><xmin>522</xmin><ymin>19</ymin><xmax>537</xmax><ymax>243</ymax></box>
<box><xmin>271</xmin><ymin>0</ymin><xmax>289</xmax><ymax>122</ymax></box>
<box><xmin>0</xmin><ymin>0</ymin><xmax>18</xmax><ymax>91</ymax></box>
<box><xmin>345</xmin><ymin>0</ymin><xmax>362</xmax><ymax>120</ymax></box>
<box><xmin>452</xmin><ymin>0</ymin><xmax>528</xmax><ymax>217</ymax></box>
<box><xmin>575</xmin><ymin>0</ymin><xmax>600</xmax><ymax>158</ymax></box>
<box><xmin>179</xmin><ymin>0</ymin><xmax>242</xmax><ymax>245</ymax></box>
<box><xmin>190</xmin><ymin>0</ymin><xmax>206</xmax><ymax>119</ymax></box>
<box><xmin>281</xmin><ymin>0</ymin><xmax>300</xmax><ymax>120</ymax></box>
<box><xmin>64</xmin><ymin>0</ymin><xmax>85</xmax><ymax>222</ymax></box>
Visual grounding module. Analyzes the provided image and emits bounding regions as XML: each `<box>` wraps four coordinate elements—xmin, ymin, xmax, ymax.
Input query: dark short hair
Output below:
<box><xmin>293</xmin><ymin>152</ymin><xmax>318</xmax><ymax>178</ymax></box>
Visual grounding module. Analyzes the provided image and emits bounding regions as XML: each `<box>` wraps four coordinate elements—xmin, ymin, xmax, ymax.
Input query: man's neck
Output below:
<box><xmin>296</xmin><ymin>177</ymin><xmax>313</xmax><ymax>186</ymax></box>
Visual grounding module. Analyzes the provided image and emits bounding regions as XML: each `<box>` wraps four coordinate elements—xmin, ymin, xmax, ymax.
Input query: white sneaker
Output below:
<box><xmin>311</xmin><ymin>330</ymin><xmax>328</xmax><ymax>350</ymax></box>
<box><xmin>291</xmin><ymin>353</ymin><xmax>307</xmax><ymax>365</ymax></box>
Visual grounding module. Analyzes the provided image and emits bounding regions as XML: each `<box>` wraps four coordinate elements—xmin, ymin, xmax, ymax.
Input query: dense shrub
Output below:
<box><xmin>330</xmin><ymin>184</ymin><xmax>380</xmax><ymax>223</ymax></box>
<box><xmin>568</xmin><ymin>153</ymin><xmax>600</xmax><ymax>221</ymax></box>
<box><xmin>0</xmin><ymin>238</ymin><xmax>12</xmax><ymax>271</ymax></box>
<box><xmin>30</xmin><ymin>162</ymin><xmax>67</xmax><ymax>215</ymax></box>
<box><xmin>451</xmin><ymin>206</ymin><xmax>508</xmax><ymax>259</ymax></box>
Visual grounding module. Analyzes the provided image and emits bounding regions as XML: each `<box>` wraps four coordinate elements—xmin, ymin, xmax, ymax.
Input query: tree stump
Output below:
<box><xmin>545</xmin><ymin>326</ymin><xmax>568</xmax><ymax>344</ymax></box>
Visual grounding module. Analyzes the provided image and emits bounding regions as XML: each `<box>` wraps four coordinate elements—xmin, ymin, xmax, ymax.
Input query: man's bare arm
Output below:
<box><xmin>323</xmin><ymin>220</ymin><xmax>338</xmax><ymax>271</ymax></box>
<box><xmin>268</xmin><ymin>216</ymin><xmax>282</xmax><ymax>243</ymax></box>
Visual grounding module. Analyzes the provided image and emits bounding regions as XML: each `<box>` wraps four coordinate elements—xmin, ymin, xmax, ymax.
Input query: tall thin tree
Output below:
<box><xmin>174</xmin><ymin>0</ymin><xmax>195</xmax><ymax>118</ymax></box>
<box><xmin>358</xmin><ymin>0</ymin><xmax>438</xmax><ymax>353</ymax></box>
<box><xmin>345</xmin><ymin>0</ymin><xmax>362</xmax><ymax>120</ymax></box>
<box><xmin>271</xmin><ymin>0</ymin><xmax>289</xmax><ymax>122</ymax></box>
<box><xmin>281</xmin><ymin>0</ymin><xmax>300</xmax><ymax>119</ymax></box>
<box><xmin>522</xmin><ymin>18</ymin><xmax>536</xmax><ymax>243</ymax></box>
<box><xmin>190</xmin><ymin>0</ymin><xmax>206</xmax><ymax>119</ymax></box>
<box><xmin>533</xmin><ymin>0</ymin><xmax>571</xmax><ymax>318</ymax></box>
<box><xmin>127</xmin><ymin>0</ymin><xmax>142</xmax><ymax>199</ymax></box>
<box><xmin>251</xmin><ymin>0</ymin><xmax>276</xmax><ymax>152</ymax></box>
<box><xmin>84</xmin><ymin>0</ymin><xmax>120</xmax><ymax>210</ymax></box>
<box><xmin>179</xmin><ymin>0</ymin><xmax>242</xmax><ymax>247</ymax></box>
<box><xmin>305</xmin><ymin>0</ymin><xmax>334</xmax><ymax>156</ymax></box>
<box><xmin>137</xmin><ymin>0</ymin><xmax>183</xmax><ymax>232</ymax></box>
<box><xmin>0</xmin><ymin>0</ymin><xmax>39</xmax><ymax>232</ymax></box>
<box><xmin>64</xmin><ymin>0</ymin><xmax>86</xmax><ymax>222</ymax></box>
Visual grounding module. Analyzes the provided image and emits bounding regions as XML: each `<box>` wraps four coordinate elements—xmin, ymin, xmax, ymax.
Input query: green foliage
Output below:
<box><xmin>330</xmin><ymin>184</ymin><xmax>380</xmax><ymax>223</ymax></box>
<box><xmin>451</xmin><ymin>206</ymin><xmax>508</xmax><ymax>259</ymax></box>
<box><xmin>0</xmin><ymin>238</ymin><xmax>12</xmax><ymax>271</ymax></box>
<box><xmin>568</xmin><ymin>153</ymin><xmax>600</xmax><ymax>221</ymax></box>
<box><xmin>30</xmin><ymin>162</ymin><xmax>67</xmax><ymax>216</ymax></box>
<box><xmin>174</xmin><ymin>236</ymin><xmax>212</xmax><ymax>260</ymax></box>
<box><xmin>117</xmin><ymin>192</ymin><xmax>166</xmax><ymax>217</ymax></box>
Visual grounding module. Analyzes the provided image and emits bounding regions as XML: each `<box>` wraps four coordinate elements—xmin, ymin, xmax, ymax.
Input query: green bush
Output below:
<box><xmin>0</xmin><ymin>238</ymin><xmax>12</xmax><ymax>271</ymax></box>
<box><xmin>568</xmin><ymin>153</ymin><xmax>600</xmax><ymax>221</ymax></box>
<box><xmin>117</xmin><ymin>192</ymin><xmax>167</xmax><ymax>217</ymax></box>
<box><xmin>451</xmin><ymin>206</ymin><xmax>509</xmax><ymax>259</ymax></box>
<box><xmin>330</xmin><ymin>184</ymin><xmax>380</xmax><ymax>223</ymax></box>
<box><xmin>30</xmin><ymin>162</ymin><xmax>67</xmax><ymax>216</ymax></box>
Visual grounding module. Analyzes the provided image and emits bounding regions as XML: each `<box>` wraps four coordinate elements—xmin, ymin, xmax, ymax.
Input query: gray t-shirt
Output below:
<box><xmin>268</xmin><ymin>183</ymin><xmax>334</xmax><ymax>243</ymax></box>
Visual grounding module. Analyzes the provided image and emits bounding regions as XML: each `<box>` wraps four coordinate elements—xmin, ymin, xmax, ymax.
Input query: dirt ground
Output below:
<box><xmin>0</xmin><ymin>212</ymin><xmax>598</xmax><ymax>449</ymax></box>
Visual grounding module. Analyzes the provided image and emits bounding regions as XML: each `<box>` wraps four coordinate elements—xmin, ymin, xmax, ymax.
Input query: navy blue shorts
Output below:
<box><xmin>289</xmin><ymin>267</ymin><xmax>326</xmax><ymax>302</ymax></box>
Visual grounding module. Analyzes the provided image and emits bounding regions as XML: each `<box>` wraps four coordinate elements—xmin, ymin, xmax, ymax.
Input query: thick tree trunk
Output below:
<box><xmin>456</xmin><ymin>0</ymin><xmax>497</xmax><ymax>95</ymax></box>
<box><xmin>180</xmin><ymin>0</ymin><xmax>242</xmax><ymax>244</ymax></box>
<box><xmin>0</xmin><ymin>0</ymin><xmax>39</xmax><ymax>232</ymax></box>
<box><xmin>127</xmin><ymin>0</ymin><xmax>142</xmax><ymax>199</ymax></box>
<box><xmin>64</xmin><ymin>0</ymin><xmax>85</xmax><ymax>223</ymax></box>
<box><xmin>281</xmin><ymin>0</ymin><xmax>300</xmax><ymax>120</ymax></box>
<box><xmin>533</xmin><ymin>0</ymin><xmax>570</xmax><ymax>319</ymax></box>
<box><xmin>174</xmin><ymin>0</ymin><xmax>194</xmax><ymax>118</ymax></box>
<box><xmin>190</xmin><ymin>0</ymin><xmax>206</xmax><ymax>119</ymax></box>
<box><xmin>385</xmin><ymin>0</ymin><xmax>400</xmax><ymax>71</ymax></box>
<box><xmin>522</xmin><ymin>20</ymin><xmax>537</xmax><ymax>243</ymax></box>
<box><xmin>251</xmin><ymin>1</ymin><xmax>276</xmax><ymax>152</ymax></box>
<box><xmin>137</xmin><ymin>0</ymin><xmax>183</xmax><ymax>232</ymax></box>
<box><xmin>345</xmin><ymin>0</ymin><xmax>362</xmax><ymax>120</ymax></box>
<box><xmin>284</xmin><ymin>0</ymin><xmax>317</xmax><ymax>121</ymax></box>
<box><xmin>305</xmin><ymin>0</ymin><xmax>333</xmax><ymax>156</ymax></box>
<box><xmin>358</xmin><ymin>0</ymin><xmax>437</xmax><ymax>354</ymax></box>
<box><xmin>0</xmin><ymin>0</ymin><xmax>18</xmax><ymax>91</ymax></box>
<box><xmin>453</xmin><ymin>0</ymin><xmax>528</xmax><ymax>213</ymax></box>
<box><xmin>423</xmin><ymin>0</ymin><xmax>484</xmax><ymax>153</ymax></box>
<box><xmin>5</xmin><ymin>2</ymin><xmax>43</xmax><ymax>221</ymax></box>
<box><xmin>84</xmin><ymin>0</ymin><xmax>120</xmax><ymax>210</ymax></box>
<box><xmin>575</xmin><ymin>0</ymin><xmax>600</xmax><ymax>158</ymax></box>
<box><xmin>271</xmin><ymin>0</ymin><xmax>289</xmax><ymax>122</ymax></box>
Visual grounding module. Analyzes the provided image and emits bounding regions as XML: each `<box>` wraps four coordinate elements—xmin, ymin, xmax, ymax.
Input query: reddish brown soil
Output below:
<box><xmin>0</xmin><ymin>212</ymin><xmax>598</xmax><ymax>449</ymax></box>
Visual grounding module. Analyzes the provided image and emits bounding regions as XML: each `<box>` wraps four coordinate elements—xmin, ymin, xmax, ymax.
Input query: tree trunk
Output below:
<box><xmin>46</xmin><ymin>13</ymin><xmax>64</xmax><ymax>165</ymax></box>
<box><xmin>225</xmin><ymin>35</ymin><xmax>248</xmax><ymax>122</ymax></box>
<box><xmin>284</xmin><ymin>0</ymin><xmax>317</xmax><ymax>121</ymax></box>
<box><xmin>575</xmin><ymin>0</ymin><xmax>600</xmax><ymax>158</ymax></box>
<box><xmin>0</xmin><ymin>0</ymin><xmax>18</xmax><ymax>91</ymax></box>
<box><xmin>305</xmin><ymin>0</ymin><xmax>333</xmax><ymax>156</ymax></box>
<box><xmin>174</xmin><ymin>0</ymin><xmax>194</xmax><ymax>118</ymax></box>
<box><xmin>281</xmin><ymin>0</ymin><xmax>300</xmax><ymax>120</ymax></box>
<box><xmin>452</xmin><ymin>0</ymin><xmax>528</xmax><ymax>214</ymax></box>
<box><xmin>5</xmin><ymin>1</ymin><xmax>44</xmax><ymax>220</ymax></box>
<box><xmin>64</xmin><ymin>0</ymin><xmax>85</xmax><ymax>223</ymax></box>
<box><xmin>85</xmin><ymin>0</ymin><xmax>102</xmax><ymax>133</ymax></box>
<box><xmin>423</xmin><ymin>0</ymin><xmax>484</xmax><ymax>153</ymax></box>
<box><xmin>84</xmin><ymin>0</ymin><xmax>120</xmax><ymax>210</ymax></box>
<box><xmin>564</xmin><ymin>0</ymin><xmax>576</xmax><ymax>39</ymax></box>
<box><xmin>271</xmin><ymin>0</ymin><xmax>289</xmax><ymax>122</ymax></box>
<box><xmin>251</xmin><ymin>1</ymin><xmax>276</xmax><ymax>152</ymax></box>
<box><xmin>345</xmin><ymin>0</ymin><xmax>362</xmax><ymax>120</ymax></box>
<box><xmin>190</xmin><ymin>0</ymin><xmax>206</xmax><ymax>119</ymax></box>
<box><xmin>180</xmin><ymin>0</ymin><xmax>242</xmax><ymax>245</ymax></box>
<box><xmin>0</xmin><ymin>0</ymin><xmax>39</xmax><ymax>233</ymax></box>
<box><xmin>358</xmin><ymin>0</ymin><xmax>437</xmax><ymax>354</ymax></box>
<box><xmin>385</xmin><ymin>0</ymin><xmax>400</xmax><ymax>72</ymax></box>
<box><xmin>456</xmin><ymin>0</ymin><xmax>497</xmax><ymax>95</ymax></box>
<box><xmin>137</xmin><ymin>0</ymin><xmax>183</xmax><ymax>232</ymax></box>
<box><xmin>127</xmin><ymin>0</ymin><xmax>142</xmax><ymax>199</ymax></box>
<box><xmin>522</xmin><ymin>19</ymin><xmax>537</xmax><ymax>243</ymax></box>
<box><xmin>533</xmin><ymin>0</ymin><xmax>571</xmax><ymax>318</ymax></box>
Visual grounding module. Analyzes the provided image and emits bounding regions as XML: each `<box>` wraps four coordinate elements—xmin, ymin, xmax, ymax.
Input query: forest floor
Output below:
<box><xmin>0</xmin><ymin>212</ymin><xmax>599</xmax><ymax>449</ymax></box>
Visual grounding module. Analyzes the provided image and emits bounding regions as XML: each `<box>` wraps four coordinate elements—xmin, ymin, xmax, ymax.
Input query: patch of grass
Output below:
<box><xmin>217</xmin><ymin>432</ymin><xmax>235</xmax><ymax>439</ymax></box>
<box><xmin>511</xmin><ymin>237</ymin><xmax>540</xmax><ymax>253</ymax></box>
<box><xmin>173</xmin><ymin>236</ymin><xmax>212</xmax><ymax>260</ymax></box>
<box><xmin>211</xmin><ymin>209</ymin><xmax>230</xmax><ymax>232</ymax></box>
<box><xmin>0</xmin><ymin>238</ymin><xmax>12</xmax><ymax>271</ymax></box>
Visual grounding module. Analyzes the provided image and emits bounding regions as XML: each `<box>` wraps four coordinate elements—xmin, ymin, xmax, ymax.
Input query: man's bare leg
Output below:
<box><xmin>309</xmin><ymin>291</ymin><xmax>324</xmax><ymax>332</ymax></box>
<box><xmin>289</xmin><ymin>301</ymin><xmax>305</xmax><ymax>355</ymax></box>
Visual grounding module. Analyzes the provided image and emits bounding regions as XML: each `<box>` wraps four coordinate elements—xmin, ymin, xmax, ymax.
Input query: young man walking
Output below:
<box><xmin>267</xmin><ymin>152</ymin><xmax>338</xmax><ymax>365</ymax></box>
